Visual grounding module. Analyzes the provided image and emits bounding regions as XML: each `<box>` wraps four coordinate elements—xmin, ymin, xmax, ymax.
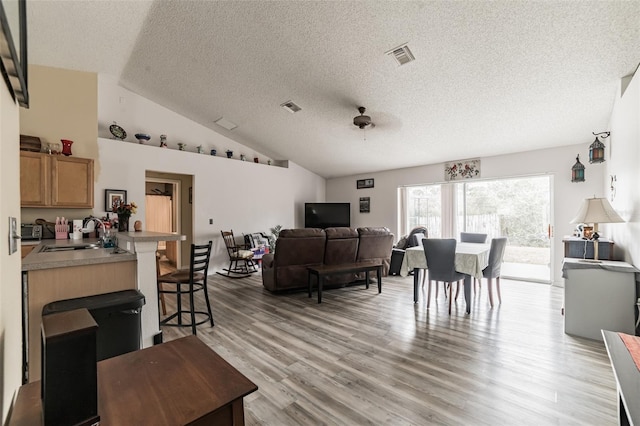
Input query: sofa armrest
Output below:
<box><xmin>262</xmin><ymin>253</ymin><xmax>274</xmax><ymax>269</ymax></box>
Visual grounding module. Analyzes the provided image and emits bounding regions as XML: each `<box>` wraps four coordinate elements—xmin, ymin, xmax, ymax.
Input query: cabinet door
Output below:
<box><xmin>20</xmin><ymin>152</ymin><xmax>49</xmax><ymax>207</ymax></box>
<box><xmin>51</xmin><ymin>156</ymin><xmax>94</xmax><ymax>208</ymax></box>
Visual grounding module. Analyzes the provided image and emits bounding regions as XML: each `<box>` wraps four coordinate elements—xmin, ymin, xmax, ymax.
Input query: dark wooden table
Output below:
<box><xmin>602</xmin><ymin>330</ymin><xmax>640</xmax><ymax>426</ymax></box>
<box><xmin>8</xmin><ymin>335</ymin><xmax>258</xmax><ymax>425</ymax></box>
<box><xmin>308</xmin><ymin>261</ymin><xmax>383</xmax><ymax>303</ymax></box>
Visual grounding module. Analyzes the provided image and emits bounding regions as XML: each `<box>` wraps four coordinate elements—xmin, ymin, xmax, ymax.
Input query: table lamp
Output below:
<box><xmin>570</xmin><ymin>196</ymin><xmax>624</xmax><ymax>261</ymax></box>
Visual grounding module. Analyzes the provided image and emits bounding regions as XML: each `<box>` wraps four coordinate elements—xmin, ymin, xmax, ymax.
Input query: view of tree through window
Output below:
<box><xmin>457</xmin><ymin>176</ymin><xmax>550</xmax><ymax>248</ymax></box>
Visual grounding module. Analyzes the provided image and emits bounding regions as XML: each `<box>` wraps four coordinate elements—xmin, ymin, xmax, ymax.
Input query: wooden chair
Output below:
<box><xmin>218</xmin><ymin>230</ymin><xmax>257</xmax><ymax>278</ymax></box>
<box><xmin>158</xmin><ymin>241</ymin><xmax>214</xmax><ymax>335</ymax></box>
<box><xmin>423</xmin><ymin>239</ymin><xmax>465</xmax><ymax>314</ymax></box>
<box><xmin>482</xmin><ymin>237</ymin><xmax>508</xmax><ymax>307</ymax></box>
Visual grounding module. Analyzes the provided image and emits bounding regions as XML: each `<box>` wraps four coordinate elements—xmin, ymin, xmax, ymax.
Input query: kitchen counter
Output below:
<box><xmin>21</xmin><ymin>238</ymin><xmax>136</xmax><ymax>271</ymax></box>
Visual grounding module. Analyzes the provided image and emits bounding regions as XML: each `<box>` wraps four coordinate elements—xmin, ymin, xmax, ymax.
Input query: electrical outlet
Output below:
<box><xmin>8</xmin><ymin>217</ymin><xmax>18</xmax><ymax>254</ymax></box>
<box><xmin>209</xmin><ymin>219</ymin><xmax>213</xmax><ymax>225</ymax></box>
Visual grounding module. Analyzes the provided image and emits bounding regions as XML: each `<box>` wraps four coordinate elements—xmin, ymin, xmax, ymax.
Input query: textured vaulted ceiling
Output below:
<box><xmin>28</xmin><ymin>1</ymin><xmax>640</xmax><ymax>178</ymax></box>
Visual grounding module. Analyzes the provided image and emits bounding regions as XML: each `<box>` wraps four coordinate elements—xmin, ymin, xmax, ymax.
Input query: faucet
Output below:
<box><xmin>83</xmin><ymin>217</ymin><xmax>106</xmax><ymax>243</ymax></box>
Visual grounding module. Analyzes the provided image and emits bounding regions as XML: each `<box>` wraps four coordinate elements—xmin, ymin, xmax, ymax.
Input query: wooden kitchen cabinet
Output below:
<box><xmin>20</xmin><ymin>151</ymin><xmax>94</xmax><ymax>208</ymax></box>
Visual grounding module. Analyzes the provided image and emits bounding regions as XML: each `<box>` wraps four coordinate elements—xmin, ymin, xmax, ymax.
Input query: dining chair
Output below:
<box><xmin>460</xmin><ymin>232</ymin><xmax>488</xmax><ymax>243</ymax></box>
<box><xmin>423</xmin><ymin>239</ymin><xmax>465</xmax><ymax>314</ymax></box>
<box><xmin>482</xmin><ymin>237</ymin><xmax>508</xmax><ymax>307</ymax></box>
<box><xmin>157</xmin><ymin>241</ymin><xmax>214</xmax><ymax>335</ymax></box>
<box><xmin>460</xmin><ymin>232</ymin><xmax>488</xmax><ymax>292</ymax></box>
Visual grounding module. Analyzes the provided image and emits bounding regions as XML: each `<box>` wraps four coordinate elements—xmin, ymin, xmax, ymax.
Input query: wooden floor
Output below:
<box><xmin>160</xmin><ymin>272</ymin><xmax>618</xmax><ymax>425</ymax></box>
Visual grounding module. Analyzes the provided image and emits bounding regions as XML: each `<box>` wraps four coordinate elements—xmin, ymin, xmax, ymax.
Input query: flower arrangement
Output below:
<box><xmin>112</xmin><ymin>199</ymin><xmax>137</xmax><ymax>217</ymax></box>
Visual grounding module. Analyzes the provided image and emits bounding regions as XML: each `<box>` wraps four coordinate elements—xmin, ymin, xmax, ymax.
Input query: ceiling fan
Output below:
<box><xmin>353</xmin><ymin>106</ymin><xmax>374</xmax><ymax>129</ymax></box>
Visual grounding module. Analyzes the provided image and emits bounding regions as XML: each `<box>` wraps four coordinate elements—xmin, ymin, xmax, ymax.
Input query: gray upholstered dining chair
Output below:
<box><xmin>460</xmin><ymin>232</ymin><xmax>488</xmax><ymax>292</ymax></box>
<box><xmin>482</xmin><ymin>237</ymin><xmax>508</xmax><ymax>307</ymax></box>
<box><xmin>460</xmin><ymin>232</ymin><xmax>488</xmax><ymax>243</ymax></box>
<box><xmin>423</xmin><ymin>239</ymin><xmax>465</xmax><ymax>314</ymax></box>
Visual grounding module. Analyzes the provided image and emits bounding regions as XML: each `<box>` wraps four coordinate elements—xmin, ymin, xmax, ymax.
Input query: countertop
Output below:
<box><xmin>22</xmin><ymin>238</ymin><xmax>137</xmax><ymax>272</ymax></box>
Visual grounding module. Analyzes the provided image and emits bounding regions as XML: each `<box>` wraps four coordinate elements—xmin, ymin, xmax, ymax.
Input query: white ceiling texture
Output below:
<box><xmin>28</xmin><ymin>1</ymin><xmax>640</xmax><ymax>178</ymax></box>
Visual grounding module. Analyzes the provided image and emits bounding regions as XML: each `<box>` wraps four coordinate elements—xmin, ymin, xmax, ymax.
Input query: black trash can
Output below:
<box><xmin>42</xmin><ymin>289</ymin><xmax>145</xmax><ymax>361</ymax></box>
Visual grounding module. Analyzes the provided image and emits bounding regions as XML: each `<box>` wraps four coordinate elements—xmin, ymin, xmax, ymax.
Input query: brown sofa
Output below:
<box><xmin>261</xmin><ymin>227</ymin><xmax>394</xmax><ymax>292</ymax></box>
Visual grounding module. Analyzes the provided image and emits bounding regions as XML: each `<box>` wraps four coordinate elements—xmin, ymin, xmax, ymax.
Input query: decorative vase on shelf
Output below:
<box><xmin>118</xmin><ymin>214</ymin><xmax>130</xmax><ymax>232</ymax></box>
<box><xmin>159</xmin><ymin>134</ymin><xmax>168</xmax><ymax>148</ymax></box>
<box><xmin>61</xmin><ymin>139</ymin><xmax>73</xmax><ymax>156</ymax></box>
<box><xmin>178</xmin><ymin>143</ymin><xmax>186</xmax><ymax>151</ymax></box>
<box><xmin>226</xmin><ymin>150</ymin><xmax>233</xmax><ymax>158</ymax></box>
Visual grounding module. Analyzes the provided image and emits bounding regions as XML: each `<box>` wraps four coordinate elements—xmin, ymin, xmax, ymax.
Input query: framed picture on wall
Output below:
<box><xmin>357</xmin><ymin>178</ymin><xmax>374</xmax><ymax>189</ymax></box>
<box><xmin>359</xmin><ymin>197</ymin><xmax>370</xmax><ymax>213</ymax></box>
<box><xmin>105</xmin><ymin>189</ymin><xmax>127</xmax><ymax>212</ymax></box>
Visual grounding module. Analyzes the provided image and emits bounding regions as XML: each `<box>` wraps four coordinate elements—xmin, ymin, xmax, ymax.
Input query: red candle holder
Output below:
<box><xmin>61</xmin><ymin>139</ymin><xmax>73</xmax><ymax>156</ymax></box>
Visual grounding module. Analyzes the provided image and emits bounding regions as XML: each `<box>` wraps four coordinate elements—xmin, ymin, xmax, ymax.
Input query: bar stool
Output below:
<box><xmin>157</xmin><ymin>241</ymin><xmax>214</xmax><ymax>335</ymax></box>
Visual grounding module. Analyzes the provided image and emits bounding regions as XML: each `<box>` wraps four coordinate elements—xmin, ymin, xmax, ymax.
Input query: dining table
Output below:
<box><xmin>399</xmin><ymin>242</ymin><xmax>491</xmax><ymax>314</ymax></box>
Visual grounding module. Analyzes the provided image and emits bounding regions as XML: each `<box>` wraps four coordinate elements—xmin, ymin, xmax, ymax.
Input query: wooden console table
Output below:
<box><xmin>602</xmin><ymin>330</ymin><xmax>640</xmax><ymax>426</ymax></box>
<box><xmin>8</xmin><ymin>335</ymin><xmax>258</xmax><ymax>425</ymax></box>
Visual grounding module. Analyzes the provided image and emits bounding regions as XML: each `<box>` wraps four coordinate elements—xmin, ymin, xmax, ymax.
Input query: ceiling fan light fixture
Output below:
<box><xmin>353</xmin><ymin>106</ymin><xmax>372</xmax><ymax>129</ymax></box>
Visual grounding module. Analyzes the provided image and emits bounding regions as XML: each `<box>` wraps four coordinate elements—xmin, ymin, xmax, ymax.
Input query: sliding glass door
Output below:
<box><xmin>402</xmin><ymin>175</ymin><xmax>552</xmax><ymax>283</ymax></box>
<box><xmin>456</xmin><ymin>176</ymin><xmax>552</xmax><ymax>283</ymax></box>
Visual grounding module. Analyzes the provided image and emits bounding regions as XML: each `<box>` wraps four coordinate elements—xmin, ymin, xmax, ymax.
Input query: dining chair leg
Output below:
<box><xmin>487</xmin><ymin>278</ymin><xmax>494</xmax><ymax>308</ymax></box>
<box><xmin>420</xmin><ymin>269</ymin><xmax>427</xmax><ymax>288</ymax></box>
<box><xmin>454</xmin><ymin>281</ymin><xmax>461</xmax><ymax>301</ymax></box>
<box><xmin>426</xmin><ymin>280</ymin><xmax>432</xmax><ymax>309</ymax></box>
<box><xmin>496</xmin><ymin>277</ymin><xmax>502</xmax><ymax>304</ymax></box>
<box><xmin>448</xmin><ymin>281</ymin><xmax>453</xmax><ymax>314</ymax></box>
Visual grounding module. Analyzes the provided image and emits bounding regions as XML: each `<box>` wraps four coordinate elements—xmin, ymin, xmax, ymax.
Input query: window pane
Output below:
<box><xmin>406</xmin><ymin>185</ymin><xmax>441</xmax><ymax>238</ymax></box>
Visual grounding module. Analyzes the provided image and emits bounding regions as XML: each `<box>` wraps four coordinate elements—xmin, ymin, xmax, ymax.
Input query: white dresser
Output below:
<box><xmin>562</xmin><ymin>258</ymin><xmax>638</xmax><ymax>341</ymax></box>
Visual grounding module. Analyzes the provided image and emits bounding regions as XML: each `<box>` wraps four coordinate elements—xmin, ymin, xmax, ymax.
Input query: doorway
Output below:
<box><xmin>145</xmin><ymin>171</ymin><xmax>194</xmax><ymax>270</ymax></box>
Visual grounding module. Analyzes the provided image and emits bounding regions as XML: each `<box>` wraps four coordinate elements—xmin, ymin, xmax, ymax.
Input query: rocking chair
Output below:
<box><xmin>217</xmin><ymin>230</ymin><xmax>257</xmax><ymax>278</ymax></box>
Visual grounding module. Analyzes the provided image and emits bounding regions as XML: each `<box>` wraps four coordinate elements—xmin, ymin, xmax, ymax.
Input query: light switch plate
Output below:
<box><xmin>9</xmin><ymin>217</ymin><xmax>18</xmax><ymax>254</ymax></box>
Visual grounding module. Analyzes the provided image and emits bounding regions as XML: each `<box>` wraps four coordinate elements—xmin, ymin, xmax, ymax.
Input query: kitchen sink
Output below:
<box><xmin>40</xmin><ymin>243</ymin><xmax>101</xmax><ymax>253</ymax></box>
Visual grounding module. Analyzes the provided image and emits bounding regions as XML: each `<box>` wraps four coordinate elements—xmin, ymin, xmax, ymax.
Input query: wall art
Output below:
<box><xmin>359</xmin><ymin>197</ymin><xmax>370</xmax><ymax>213</ymax></box>
<box><xmin>357</xmin><ymin>178</ymin><xmax>374</xmax><ymax>189</ymax></box>
<box><xmin>444</xmin><ymin>158</ymin><xmax>481</xmax><ymax>181</ymax></box>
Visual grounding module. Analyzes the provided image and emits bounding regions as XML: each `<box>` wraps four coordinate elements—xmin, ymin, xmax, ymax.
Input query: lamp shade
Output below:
<box><xmin>570</xmin><ymin>197</ymin><xmax>624</xmax><ymax>224</ymax></box>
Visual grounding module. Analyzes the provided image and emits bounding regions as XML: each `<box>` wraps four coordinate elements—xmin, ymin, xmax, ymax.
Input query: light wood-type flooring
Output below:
<box><xmin>159</xmin><ymin>271</ymin><xmax>618</xmax><ymax>425</ymax></box>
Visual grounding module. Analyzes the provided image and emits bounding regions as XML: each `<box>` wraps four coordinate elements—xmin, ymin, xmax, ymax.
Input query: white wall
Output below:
<box><xmin>98</xmin><ymin>74</ymin><xmax>274</xmax><ymax>164</ymax></box>
<box><xmin>97</xmin><ymin>75</ymin><xmax>325</xmax><ymax>272</ymax></box>
<box><xmin>0</xmin><ymin>78</ymin><xmax>23</xmax><ymax>420</ymax></box>
<box><xmin>606</xmin><ymin>69</ymin><xmax>640</xmax><ymax>265</ymax></box>
<box><xmin>327</xmin><ymin>144</ymin><xmax>605</xmax><ymax>286</ymax></box>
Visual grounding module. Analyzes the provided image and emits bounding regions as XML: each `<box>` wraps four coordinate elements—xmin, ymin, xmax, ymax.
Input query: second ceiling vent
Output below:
<box><xmin>386</xmin><ymin>43</ymin><xmax>415</xmax><ymax>66</ymax></box>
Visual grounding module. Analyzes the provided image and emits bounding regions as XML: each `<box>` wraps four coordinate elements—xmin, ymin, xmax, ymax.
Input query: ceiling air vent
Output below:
<box><xmin>214</xmin><ymin>117</ymin><xmax>237</xmax><ymax>131</ymax></box>
<box><xmin>386</xmin><ymin>43</ymin><xmax>415</xmax><ymax>66</ymax></box>
<box><xmin>280</xmin><ymin>100</ymin><xmax>302</xmax><ymax>113</ymax></box>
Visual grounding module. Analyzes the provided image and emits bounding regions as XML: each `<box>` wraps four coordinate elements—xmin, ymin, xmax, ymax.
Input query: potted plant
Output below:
<box><xmin>268</xmin><ymin>225</ymin><xmax>282</xmax><ymax>253</ymax></box>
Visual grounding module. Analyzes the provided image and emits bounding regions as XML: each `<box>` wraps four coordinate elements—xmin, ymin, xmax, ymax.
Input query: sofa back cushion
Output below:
<box><xmin>324</xmin><ymin>227</ymin><xmax>359</xmax><ymax>264</ymax></box>
<box><xmin>324</xmin><ymin>227</ymin><xmax>359</xmax><ymax>285</ymax></box>
<box><xmin>356</xmin><ymin>227</ymin><xmax>395</xmax><ymax>275</ymax></box>
<box><xmin>273</xmin><ymin>228</ymin><xmax>326</xmax><ymax>290</ymax></box>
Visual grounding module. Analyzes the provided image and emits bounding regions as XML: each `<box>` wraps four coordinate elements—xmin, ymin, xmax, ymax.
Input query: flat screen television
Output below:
<box><xmin>304</xmin><ymin>203</ymin><xmax>350</xmax><ymax>228</ymax></box>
